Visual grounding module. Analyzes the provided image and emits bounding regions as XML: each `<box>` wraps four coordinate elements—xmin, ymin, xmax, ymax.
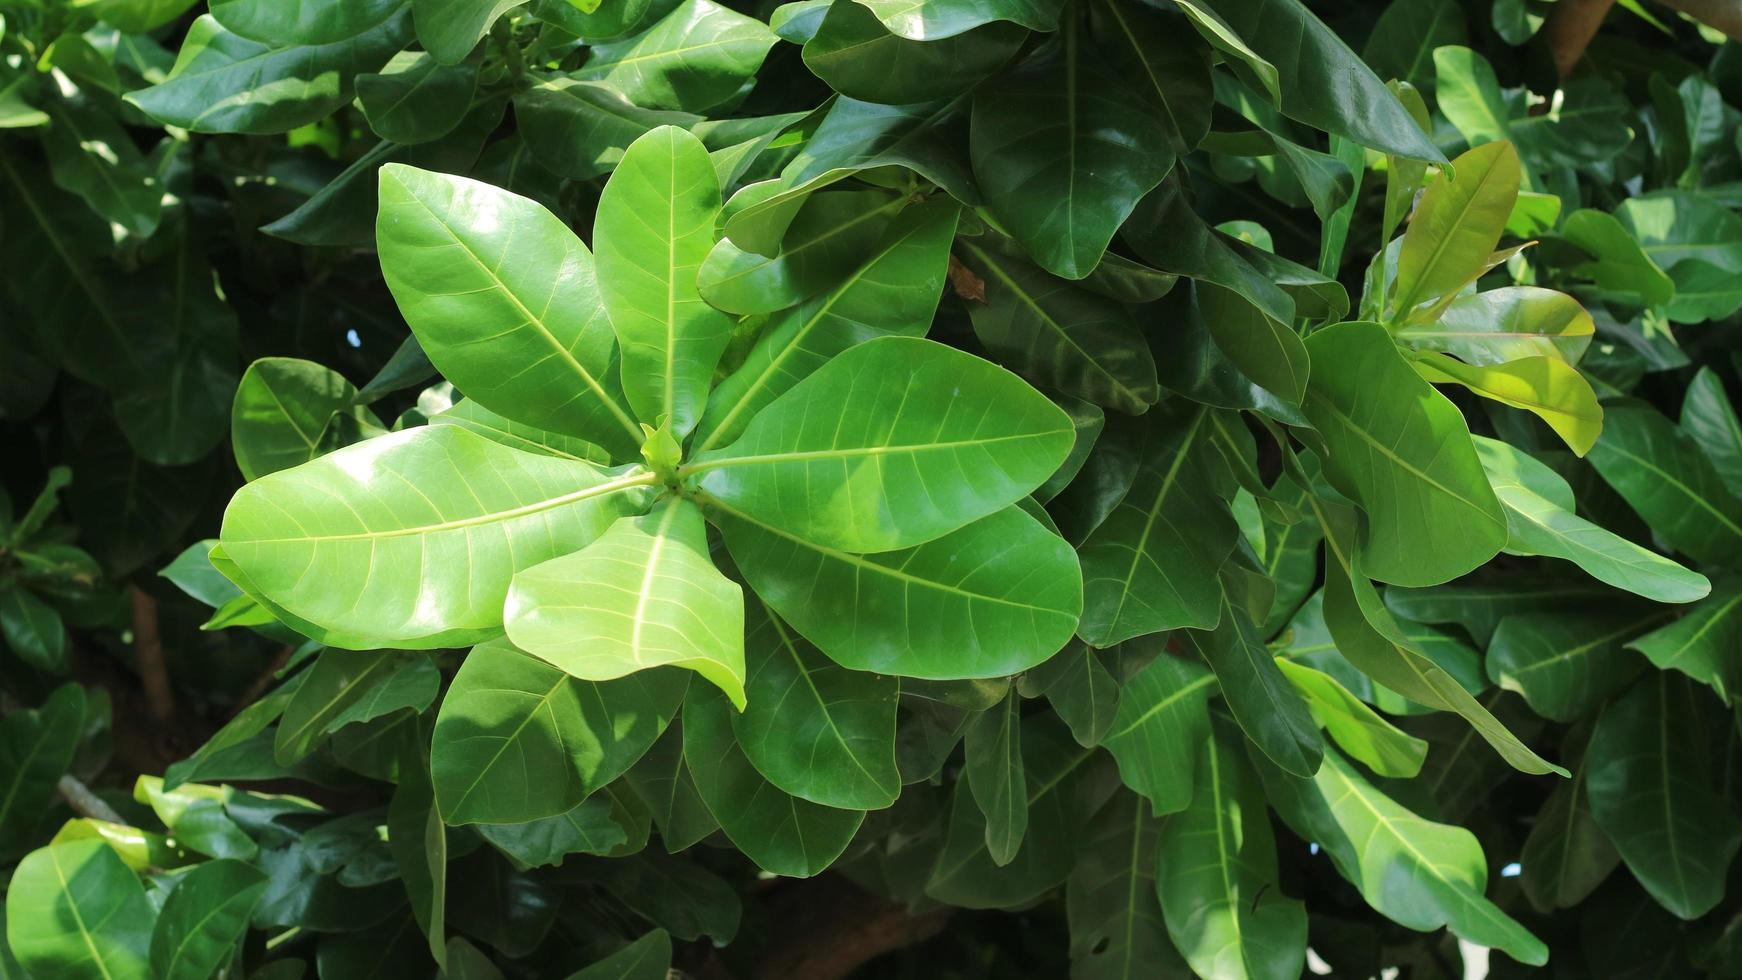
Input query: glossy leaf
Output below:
<box><xmin>852</xmin><ymin>0</ymin><xmax>1064</xmax><ymax>38</ymax></box>
<box><xmin>1390</xmin><ymin>140</ymin><xmax>1521</xmax><ymax>319</ymax></box>
<box><xmin>576</xmin><ymin>0</ymin><xmax>777</xmax><ymax>113</ymax></box>
<box><xmin>1395</xmin><ymin>286</ymin><xmax>1594</xmax><ymax>366</ymax></box>
<box><xmin>357</xmin><ymin>52</ymin><xmax>480</xmax><ymax>145</ymax></box>
<box><xmin>696</xmin><ymin>188</ymin><xmax>907</xmax><ymax>317</ymax></box>
<box><xmin>1415</xmin><ymin>352</ymin><xmax>1603</xmax><ymax>457</ymax></box>
<box><xmin>231</xmin><ymin>357</ymin><xmax>373</xmax><ymax>482</ymax></box>
<box><xmin>378</xmin><ymin>165</ymin><xmax>642</xmax><ymax>457</ymax></box>
<box><xmin>415</xmin><ymin>0</ymin><xmax>527</xmax><ymax>63</ymax></box>
<box><xmin>506</xmin><ymin>498</ymin><xmax>747</xmax><ymax>708</ymax></box>
<box><xmin>729</xmin><ymin>598</ymin><xmax>899</xmax><ymax>809</ymax></box>
<box><xmin>431</xmin><ymin>638</ymin><xmax>687</xmax><ymax>824</ymax></box>
<box><xmin>1302</xmin><ymin>322</ymin><xmax>1507</xmax><ymax>587</ymax></box>
<box><xmin>513</xmin><ymin>77</ymin><xmax>701</xmax><ymax>181</ymax></box>
<box><xmin>210</xmin><ymin>0</ymin><xmax>405</xmax><ymax>44</ymax></box>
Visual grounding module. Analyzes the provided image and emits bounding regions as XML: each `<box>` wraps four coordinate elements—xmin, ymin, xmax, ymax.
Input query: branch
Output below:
<box><xmin>130</xmin><ymin>586</ymin><xmax>177</xmax><ymax>724</ymax></box>
<box><xmin>1542</xmin><ymin>0</ymin><xmax>1616</xmax><ymax>78</ymax></box>
<box><xmin>58</xmin><ymin>774</ymin><xmax>125</xmax><ymax>824</ymax></box>
<box><xmin>753</xmin><ymin>877</ymin><xmax>950</xmax><ymax>980</ymax></box>
<box><xmin>1657</xmin><ymin>0</ymin><xmax>1742</xmax><ymax>41</ymax></box>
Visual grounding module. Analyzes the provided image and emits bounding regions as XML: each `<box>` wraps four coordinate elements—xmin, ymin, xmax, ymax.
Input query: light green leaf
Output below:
<box><xmin>1560</xmin><ymin>208</ymin><xmax>1675</xmax><ymax>307</ymax></box>
<box><xmin>964</xmin><ymin>690</ymin><xmax>1026</xmax><ymax>866</ymax></box>
<box><xmin>378</xmin><ymin>164</ymin><xmax>642</xmax><ymax>458</ymax></box>
<box><xmin>851</xmin><ymin>0</ymin><xmax>1065</xmax><ymax>38</ymax></box>
<box><xmin>414</xmin><ymin>0</ymin><xmax>528</xmax><ymax>63</ymax></box>
<box><xmin>513</xmin><ymin>76</ymin><xmax>701</xmax><ymax>181</ymax></box>
<box><xmin>1390</xmin><ymin>140</ymin><xmax>1521</xmax><ymax>319</ymax></box>
<box><xmin>1473</xmin><ymin>435</ymin><xmax>1710</xmax><ymax>603</ymax></box>
<box><xmin>1158</xmin><ymin>722</ymin><xmax>1307</xmax><ymax>980</ymax></box>
<box><xmin>595</xmin><ymin>126</ymin><xmax>733</xmax><ymax>439</ymax></box>
<box><xmin>1588</xmin><ymin>673</ymin><xmax>1742</xmax><ymax>920</ymax></box>
<box><xmin>577</xmin><ymin>0</ymin><xmax>777</xmax><ymax>112</ymax></box>
<box><xmin>696</xmin><ymin>196</ymin><xmax>959</xmax><ymax>452</ymax></box>
<box><xmin>126</xmin><ymin>13</ymin><xmax>410</xmax><ymax>134</ymax></box>
<box><xmin>149</xmin><ymin>859</ymin><xmax>268</xmax><ymax>980</ymax></box>
<box><xmin>682</xmin><ymin>685</ymin><xmax>864</xmax><ymax>877</ymax></box>
<box><xmin>1395</xmin><ymin>285</ymin><xmax>1594</xmax><ymax>365</ymax></box>
<box><xmin>970</xmin><ymin>19</ymin><xmax>1174</xmax><ymax>278</ymax></box>
<box><xmin>431</xmin><ymin>638</ymin><xmax>687</xmax><ymax>824</ymax></box>
<box><xmin>6</xmin><ymin>840</ymin><xmax>155</xmax><ymax>980</ymax></box>
<box><xmin>729</xmin><ymin>598</ymin><xmax>899</xmax><ymax>809</ymax></box>
<box><xmin>1101</xmin><ymin>652</ymin><xmax>1215</xmax><ymax>815</ymax></box>
<box><xmin>1486</xmin><ymin>611</ymin><xmax>1659</xmax><ymax>723</ymax></box>
<box><xmin>1257</xmin><ymin>748</ymin><xmax>1548</xmax><ymax>965</ymax></box>
<box><xmin>506</xmin><ymin>498</ymin><xmax>747</xmax><ymax>708</ymax></box>
<box><xmin>1587</xmin><ymin>400</ymin><xmax>1742</xmax><ymax>568</ymax></box>
<box><xmin>955</xmin><ymin>239</ymin><xmax>1159</xmax><ymax>415</ymax></box>
<box><xmin>432</xmin><ymin>400</ymin><xmax>609</xmax><ymax>465</ymax></box>
<box><xmin>1627</xmin><ymin>581</ymin><xmax>1742</xmax><ymax>699</ymax></box>
<box><xmin>1415</xmin><ymin>351</ymin><xmax>1603</xmax><ymax>456</ymax></box>
<box><xmin>232</xmin><ymin>357</ymin><xmax>376</xmax><ymax>482</ymax></box>
<box><xmin>709</xmin><ymin>500</ymin><xmax>1080</xmax><ymax>679</ymax></box>
<box><xmin>219</xmin><ymin>426</ymin><xmax>653</xmax><ymax>649</ymax></box>
<box><xmin>690</xmin><ymin>336</ymin><xmax>1073</xmax><ymax>552</ymax></box>
<box><xmin>1302</xmin><ymin>322</ymin><xmax>1507</xmax><ymax>587</ymax></box>
<box><xmin>1275</xmin><ymin>658</ymin><xmax>1426</xmax><ymax>779</ymax></box>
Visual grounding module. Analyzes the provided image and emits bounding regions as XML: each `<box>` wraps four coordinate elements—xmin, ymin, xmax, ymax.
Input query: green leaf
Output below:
<box><xmin>1361</xmin><ymin>0</ymin><xmax>1466</xmax><ymax>88</ymax></box>
<box><xmin>1302</xmin><ymin>322</ymin><xmax>1506</xmax><ymax>587</ymax></box>
<box><xmin>1313</xmin><ymin>496</ymin><xmax>1564</xmax><ymax>776</ymax></box>
<box><xmin>40</xmin><ymin>98</ymin><xmax>162</xmax><ymax>239</ymax></box>
<box><xmin>210</xmin><ymin>0</ymin><xmax>404</xmax><ymax>44</ymax></box>
<box><xmin>1415</xmin><ymin>351</ymin><xmax>1604</xmax><ymax>456</ymax></box>
<box><xmin>695</xmin><ymin>197</ymin><xmax>959</xmax><ymax>452</ymax></box>
<box><xmin>926</xmin><ymin>714</ymin><xmax>1104</xmax><ymax>908</ymax></box>
<box><xmin>219</xmin><ymin>426</ymin><xmax>653</xmax><ymax>649</ymax></box>
<box><xmin>0</xmin><ymin>586</ymin><xmax>67</xmax><ymax>674</ymax></box>
<box><xmin>1588</xmin><ymin>673</ymin><xmax>1742</xmax><ymax>920</ymax></box>
<box><xmin>963</xmin><ymin>690</ymin><xmax>1026</xmax><ymax>866</ymax></box>
<box><xmin>682</xmin><ymin>685</ymin><xmax>864</xmax><ymax>877</ymax></box>
<box><xmin>1188</xmin><ymin>0</ymin><xmax>1442</xmax><ymax>162</ymax></box>
<box><xmin>275</xmin><ymin>649</ymin><xmax>403</xmax><ymax>764</ymax></box>
<box><xmin>1158</xmin><ymin>722</ymin><xmax>1307</xmax><ymax>980</ymax></box>
<box><xmin>1077</xmin><ymin>406</ymin><xmax>1238</xmax><ymax>644</ymax></box>
<box><xmin>389</xmin><ymin>722</ymin><xmax>447</xmax><ymax>968</ymax></box>
<box><xmin>1257</xmin><ymin>748</ymin><xmax>1547</xmax><ymax>965</ymax></box>
<box><xmin>513</xmin><ymin>76</ymin><xmax>701</xmax><ymax>181</ymax></box>
<box><xmin>431</xmin><ymin>638</ymin><xmax>687</xmax><ymax>824</ymax></box>
<box><xmin>1088</xmin><ymin>0</ymin><xmax>1210</xmax><ymax>155</ymax></box>
<box><xmin>148</xmin><ymin>859</ymin><xmax>268</xmax><ymax>980</ymax></box>
<box><xmin>1560</xmin><ymin>208</ymin><xmax>1675</xmax><ymax>307</ymax></box>
<box><xmin>1395</xmin><ymin>285</ymin><xmax>1595</xmax><ymax>365</ymax></box>
<box><xmin>1519</xmin><ymin>764</ymin><xmax>1619</xmax><ymax>913</ymax></box>
<box><xmin>1065</xmin><ymin>792</ymin><xmax>1178</xmax><ymax>980</ymax></box>
<box><xmin>1616</xmin><ymin>190</ymin><xmax>1742</xmax><ymax>275</ymax></box>
<box><xmin>1275</xmin><ymin>658</ymin><xmax>1426</xmax><ymax>778</ymax></box>
<box><xmin>595</xmin><ymin>126</ymin><xmax>733</xmax><ymax>439</ymax></box>
<box><xmin>852</xmin><ymin>0</ymin><xmax>1065</xmax><ymax>38</ymax></box>
<box><xmin>127</xmin><ymin>13</ymin><xmax>410</xmax><ymax>134</ymax></box>
<box><xmin>1187</xmin><ymin>594</ymin><xmax>1321</xmax><ymax>777</ymax></box>
<box><xmin>231</xmin><ymin>357</ymin><xmax>375</xmax><ymax>482</ymax></box>
<box><xmin>357</xmin><ymin>52</ymin><xmax>480</xmax><ymax>145</ymax></box>
<box><xmin>432</xmin><ymin>400</ymin><xmax>609</xmax><ymax>464</ymax></box>
<box><xmin>378</xmin><ymin>165</ymin><xmax>642</xmax><ymax>458</ymax></box>
<box><xmin>1473</xmin><ymin>435</ymin><xmax>1710</xmax><ymax>603</ymax></box>
<box><xmin>506</xmin><ymin>499</ymin><xmax>747</xmax><ymax>708</ymax></box>
<box><xmin>1627</xmin><ymin>581</ymin><xmax>1742</xmax><ymax>699</ymax></box>
<box><xmin>970</xmin><ymin>20</ymin><xmax>1174</xmax><ymax>278</ymax></box>
<box><xmin>0</xmin><ymin>685</ymin><xmax>86</xmax><ymax>855</ymax></box>
<box><xmin>7</xmin><ymin>840</ymin><xmax>155</xmax><ymax>980</ymax></box>
<box><xmin>576</xmin><ymin>0</ymin><xmax>777</xmax><ymax>112</ymax></box>
<box><xmin>709</xmin><ymin>500</ymin><xmax>1079</xmax><ymax>679</ymax></box>
<box><xmin>443</xmin><ymin>937</ymin><xmax>506</xmax><ymax>980</ymax></box>
<box><xmin>415</xmin><ymin>0</ymin><xmax>528</xmax><ymax>63</ymax></box>
<box><xmin>691</xmin><ymin>336</ymin><xmax>1073</xmax><ymax>551</ymax></box>
<box><xmin>478</xmin><ymin>788</ymin><xmax>645</xmax><ymax>866</ymax></box>
<box><xmin>1100</xmin><ymin>652</ymin><xmax>1215</xmax><ymax>815</ymax></box>
<box><xmin>623</xmin><ymin>723</ymin><xmax>719</xmax><ymax>851</ymax></box>
<box><xmin>729</xmin><ymin>598</ymin><xmax>899</xmax><ymax>809</ymax></box>
<box><xmin>1486</xmin><ymin>611</ymin><xmax>1658</xmax><ymax>723</ymax></box>
<box><xmin>955</xmin><ymin>239</ymin><xmax>1159</xmax><ymax>415</ymax></box>
<box><xmin>1587</xmin><ymin>401</ymin><xmax>1742</xmax><ymax>568</ymax></box>
<box><xmin>1025</xmin><ymin>641</ymin><xmax>1119</xmax><ymax>747</ymax></box>
<box><xmin>696</xmin><ymin>188</ymin><xmax>908</xmax><ymax>317</ymax></box>
<box><xmin>804</xmin><ymin>2</ymin><xmax>1025</xmax><ymax>105</ymax></box>
<box><xmin>568</xmin><ymin>929</ymin><xmax>672</xmax><ymax>980</ymax></box>
<box><xmin>1390</xmin><ymin>140</ymin><xmax>1521</xmax><ymax>319</ymax></box>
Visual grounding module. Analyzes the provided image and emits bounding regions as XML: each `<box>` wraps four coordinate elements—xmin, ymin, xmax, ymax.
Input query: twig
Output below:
<box><xmin>58</xmin><ymin>774</ymin><xmax>125</xmax><ymax>824</ymax></box>
<box><xmin>130</xmin><ymin>586</ymin><xmax>177</xmax><ymax>724</ymax></box>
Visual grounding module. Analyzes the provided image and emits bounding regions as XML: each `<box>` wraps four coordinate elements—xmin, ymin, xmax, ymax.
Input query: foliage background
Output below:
<box><xmin>3</xmin><ymin>0</ymin><xmax>1742</xmax><ymax>977</ymax></box>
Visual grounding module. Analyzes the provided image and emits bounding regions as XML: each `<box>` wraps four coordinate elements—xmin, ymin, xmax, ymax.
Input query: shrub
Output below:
<box><xmin>3</xmin><ymin>0</ymin><xmax>1742</xmax><ymax>977</ymax></box>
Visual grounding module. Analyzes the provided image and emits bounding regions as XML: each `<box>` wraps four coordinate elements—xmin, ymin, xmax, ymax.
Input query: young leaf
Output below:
<box><xmin>219</xmin><ymin>426</ymin><xmax>654</xmax><ymax>649</ymax></box>
<box><xmin>1100</xmin><ymin>653</ymin><xmax>1215</xmax><ymax>815</ymax></box>
<box><xmin>1395</xmin><ymin>286</ymin><xmax>1595</xmax><ymax>366</ymax></box>
<box><xmin>431</xmin><ymin>639</ymin><xmax>687</xmax><ymax>825</ymax></box>
<box><xmin>690</xmin><ymin>336</ymin><xmax>1074</xmax><ymax>552</ymax></box>
<box><xmin>1158</xmin><ymin>723</ymin><xmax>1308</xmax><ymax>980</ymax></box>
<box><xmin>377</xmin><ymin>165</ymin><xmax>642</xmax><ymax>457</ymax></box>
<box><xmin>682</xmin><ymin>686</ymin><xmax>865</xmax><ymax>877</ymax></box>
<box><xmin>1414</xmin><ymin>352</ymin><xmax>1603</xmax><ymax>457</ymax></box>
<box><xmin>1302</xmin><ymin>322</ymin><xmax>1507</xmax><ymax>587</ymax></box>
<box><xmin>1587</xmin><ymin>673</ymin><xmax>1742</xmax><ymax>920</ymax></box>
<box><xmin>1390</xmin><ymin>141</ymin><xmax>1521</xmax><ymax>319</ymax></box>
<box><xmin>710</xmin><ymin>500</ymin><xmax>1079</xmax><ymax>679</ymax></box>
<box><xmin>729</xmin><ymin>599</ymin><xmax>899</xmax><ymax>810</ymax></box>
